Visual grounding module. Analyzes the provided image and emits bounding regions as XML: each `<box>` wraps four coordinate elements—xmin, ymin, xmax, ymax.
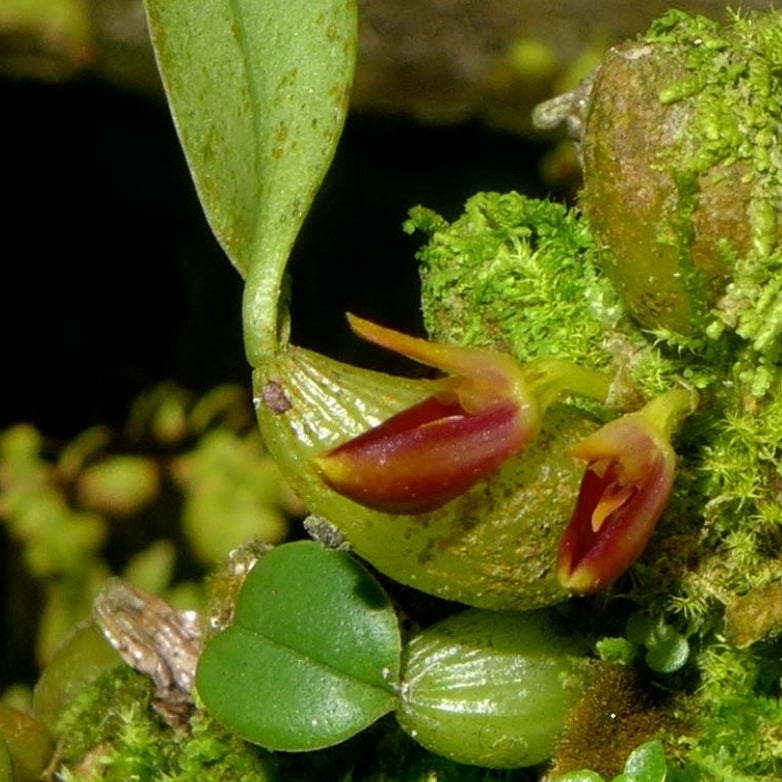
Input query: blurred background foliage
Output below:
<box><xmin>0</xmin><ymin>383</ymin><xmax>300</xmax><ymax>697</ymax></box>
<box><xmin>2</xmin><ymin>0</ymin><xmax>776</xmax><ymax>130</ymax></box>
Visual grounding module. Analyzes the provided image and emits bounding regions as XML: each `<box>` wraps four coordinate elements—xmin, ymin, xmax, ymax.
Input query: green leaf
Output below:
<box><xmin>196</xmin><ymin>541</ymin><xmax>401</xmax><ymax>751</ymax></box>
<box><xmin>143</xmin><ymin>0</ymin><xmax>358</xmax><ymax>360</ymax></box>
<box><xmin>554</xmin><ymin>773</ymin><xmax>605</xmax><ymax>782</ymax></box>
<box><xmin>617</xmin><ymin>739</ymin><xmax>667</xmax><ymax>782</ymax></box>
<box><xmin>626</xmin><ymin>612</ymin><xmax>689</xmax><ymax>674</ymax></box>
<box><xmin>595</xmin><ymin>636</ymin><xmax>637</xmax><ymax>664</ymax></box>
<box><xmin>644</xmin><ymin>628</ymin><xmax>689</xmax><ymax>674</ymax></box>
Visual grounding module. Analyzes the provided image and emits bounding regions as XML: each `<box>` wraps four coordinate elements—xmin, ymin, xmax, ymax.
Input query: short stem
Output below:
<box><xmin>639</xmin><ymin>387</ymin><xmax>699</xmax><ymax>438</ymax></box>
<box><xmin>243</xmin><ymin>253</ymin><xmax>285</xmax><ymax>366</ymax></box>
<box><xmin>525</xmin><ymin>358</ymin><xmax>613</xmax><ymax>409</ymax></box>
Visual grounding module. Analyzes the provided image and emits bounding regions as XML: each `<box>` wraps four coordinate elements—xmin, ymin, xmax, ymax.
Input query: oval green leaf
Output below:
<box><xmin>618</xmin><ymin>739</ymin><xmax>668</xmax><ymax>782</ymax></box>
<box><xmin>645</xmin><ymin>629</ymin><xmax>689</xmax><ymax>674</ymax></box>
<box><xmin>196</xmin><ymin>541</ymin><xmax>401</xmax><ymax>751</ymax></box>
<box><xmin>555</xmin><ymin>773</ymin><xmax>605</xmax><ymax>782</ymax></box>
<box><xmin>143</xmin><ymin>0</ymin><xmax>357</xmax><ymax>360</ymax></box>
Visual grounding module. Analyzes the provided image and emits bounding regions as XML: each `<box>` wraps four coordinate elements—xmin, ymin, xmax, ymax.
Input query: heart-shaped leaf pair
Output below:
<box><xmin>196</xmin><ymin>541</ymin><xmax>401</xmax><ymax>751</ymax></box>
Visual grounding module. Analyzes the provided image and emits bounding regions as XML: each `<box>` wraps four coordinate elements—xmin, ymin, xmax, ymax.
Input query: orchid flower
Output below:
<box><xmin>313</xmin><ymin>314</ymin><xmax>611</xmax><ymax>513</ymax></box>
<box><xmin>557</xmin><ymin>388</ymin><xmax>697</xmax><ymax>594</ymax></box>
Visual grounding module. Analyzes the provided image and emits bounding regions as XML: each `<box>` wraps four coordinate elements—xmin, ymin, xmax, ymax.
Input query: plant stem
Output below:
<box><xmin>639</xmin><ymin>386</ymin><xmax>699</xmax><ymax>438</ymax></box>
<box><xmin>243</xmin><ymin>250</ymin><xmax>286</xmax><ymax>365</ymax></box>
<box><xmin>526</xmin><ymin>358</ymin><xmax>613</xmax><ymax>409</ymax></box>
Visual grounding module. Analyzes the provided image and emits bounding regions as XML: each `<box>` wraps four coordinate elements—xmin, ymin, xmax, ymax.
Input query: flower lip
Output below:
<box><xmin>558</xmin><ymin>434</ymin><xmax>674</xmax><ymax>594</ymax></box>
<box><xmin>555</xmin><ymin>387</ymin><xmax>696</xmax><ymax>595</ymax></box>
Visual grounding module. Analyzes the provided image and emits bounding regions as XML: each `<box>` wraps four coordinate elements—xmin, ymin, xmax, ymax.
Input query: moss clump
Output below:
<box><xmin>410</xmin><ymin>193</ymin><xmax>621</xmax><ymax>370</ymax></box>
<box><xmin>54</xmin><ymin>666</ymin><xmax>276</xmax><ymax>781</ymax></box>
<box><xmin>677</xmin><ymin>641</ymin><xmax>782</xmax><ymax>781</ymax></box>
<box><xmin>410</xmin><ymin>191</ymin><xmax>718</xmax><ymax>407</ymax></box>
<box><xmin>550</xmin><ymin>663</ymin><xmax>687</xmax><ymax>779</ymax></box>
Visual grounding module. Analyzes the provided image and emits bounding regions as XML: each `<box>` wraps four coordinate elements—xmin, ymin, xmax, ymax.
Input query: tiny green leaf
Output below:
<box><xmin>595</xmin><ymin>636</ymin><xmax>637</xmax><ymax>664</ymax></box>
<box><xmin>626</xmin><ymin>612</ymin><xmax>689</xmax><ymax>674</ymax></box>
<box><xmin>196</xmin><ymin>541</ymin><xmax>401</xmax><ymax>751</ymax></box>
<box><xmin>555</xmin><ymin>772</ymin><xmax>605</xmax><ymax>782</ymax></box>
<box><xmin>143</xmin><ymin>0</ymin><xmax>358</xmax><ymax>360</ymax></box>
<box><xmin>618</xmin><ymin>739</ymin><xmax>667</xmax><ymax>782</ymax></box>
<box><xmin>626</xmin><ymin>612</ymin><xmax>657</xmax><ymax>647</ymax></box>
<box><xmin>644</xmin><ymin>627</ymin><xmax>689</xmax><ymax>674</ymax></box>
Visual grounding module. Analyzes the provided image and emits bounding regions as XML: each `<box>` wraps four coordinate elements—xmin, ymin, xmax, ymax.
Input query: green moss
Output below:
<box><xmin>409</xmin><ymin>191</ymin><xmax>714</xmax><ymax>407</ymax></box>
<box><xmin>54</xmin><ymin>667</ymin><xmax>276</xmax><ymax>781</ymax></box>
<box><xmin>644</xmin><ymin>10</ymin><xmax>782</xmax><ymax>360</ymax></box>
<box><xmin>410</xmin><ymin>193</ymin><xmax>621</xmax><ymax>369</ymax></box>
<box><xmin>672</xmin><ymin>641</ymin><xmax>782</xmax><ymax>781</ymax></box>
<box><xmin>551</xmin><ymin>663</ymin><xmax>685</xmax><ymax>779</ymax></box>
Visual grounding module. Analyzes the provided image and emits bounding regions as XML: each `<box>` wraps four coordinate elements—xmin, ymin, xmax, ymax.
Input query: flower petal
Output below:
<box><xmin>313</xmin><ymin>315</ymin><xmax>614</xmax><ymax>514</ymax></box>
<box><xmin>347</xmin><ymin>313</ymin><xmax>526</xmax><ymax>397</ymax></box>
<box><xmin>313</xmin><ymin>398</ymin><xmax>528</xmax><ymax>513</ymax></box>
<box><xmin>557</xmin><ymin>416</ymin><xmax>676</xmax><ymax>594</ymax></box>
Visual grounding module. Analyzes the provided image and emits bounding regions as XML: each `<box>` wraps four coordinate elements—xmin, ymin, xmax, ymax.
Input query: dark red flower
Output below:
<box><xmin>312</xmin><ymin>315</ymin><xmax>543</xmax><ymax>513</ymax></box>
<box><xmin>557</xmin><ymin>389</ymin><xmax>696</xmax><ymax>594</ymax></box>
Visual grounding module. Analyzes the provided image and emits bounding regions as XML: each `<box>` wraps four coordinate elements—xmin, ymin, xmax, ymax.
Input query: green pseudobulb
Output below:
<box><xmin>580</xmin><ymin>10</ymin><xmax>782</xmax><ymax>354</ymax></box>
<box><xmin>254</xmin><ymin>346</ymin><xmax>594</xmax><ymax>610</ymax></box>
<box><xmin>397</xmin><ymin>608</ymin><xmax>590</xmax><ymax>768</ymax></box>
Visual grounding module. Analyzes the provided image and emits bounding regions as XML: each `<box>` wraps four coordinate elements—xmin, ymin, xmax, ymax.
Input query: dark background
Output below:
<box><xmin>2</xmin><ymin>76</ymin><xmax>552</xmax><ymax>440</ymax></box>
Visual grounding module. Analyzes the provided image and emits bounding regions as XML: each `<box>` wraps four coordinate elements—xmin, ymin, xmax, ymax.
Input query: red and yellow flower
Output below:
<box><xmin>313</xmin><ymin>314</ymin><xmax>611</xmax><ymax>513</ymax></box>
<box><xmin>557</xmin><ymin>388</ymin><xmax>697</xmax><ymax>594</ymax></box>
